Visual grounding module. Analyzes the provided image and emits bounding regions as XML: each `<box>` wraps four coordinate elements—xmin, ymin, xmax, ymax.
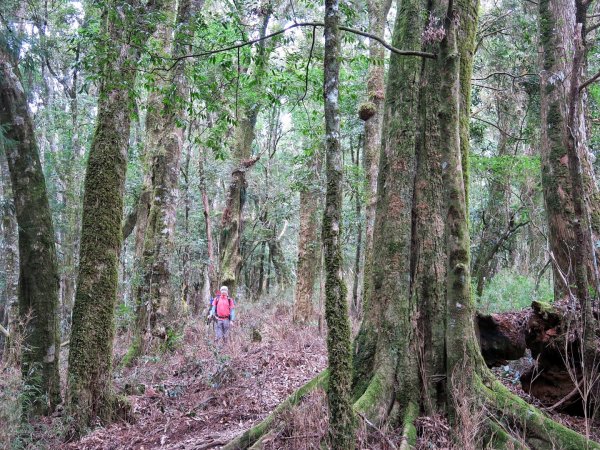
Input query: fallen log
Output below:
<box><xmin>520</xmin><ymin>300</ymin><xmax>592</xmax><ymax>415</ymax></box>
<box><xmin>476</xmin><ymin>311</ymin><xmax>528</xmax><ymax>367</ymax></box>
<box><xmin>476</xmin><ymin>301</ymin><xmax>600</xmax><ymax>416</ymax></box>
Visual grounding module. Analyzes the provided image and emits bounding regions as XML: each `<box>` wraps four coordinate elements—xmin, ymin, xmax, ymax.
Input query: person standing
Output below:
<box><xmin>208</xmin><ymin>286</ymin><xmax>235</xmax><ymax>341</ymax></box>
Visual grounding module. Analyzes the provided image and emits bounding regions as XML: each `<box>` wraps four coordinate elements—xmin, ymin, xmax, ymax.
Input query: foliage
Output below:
<box><xmin>477</xmin><ymin>269</ymin><xmax>554</xmax><ymax>313</ymax></box>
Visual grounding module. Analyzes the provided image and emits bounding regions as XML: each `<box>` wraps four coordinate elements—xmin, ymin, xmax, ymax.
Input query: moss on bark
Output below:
<box><xmin>323</xmin><ymin>0</ymin><xmax>356</xmax><ymax>445</ymax></box>
<box><xmin>67</xmin><ymin>0</ymin><xmax>164</xmax><ymax>432</ymax></box>
<box><xmin>0</xmin><ymin>45</ymin><xmax>61</xmax><ymax>416</ymax></box>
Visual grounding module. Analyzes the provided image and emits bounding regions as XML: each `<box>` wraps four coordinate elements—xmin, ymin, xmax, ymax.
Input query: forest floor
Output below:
<box><xmin>56</xmin><ymin>303</ymin><xmax>328</xmax><ymax>450</ymax></box>
<box><xmin>4</xmin><ymin>302</ymin><xmax>599</xmax><ymax>449</ymax></box>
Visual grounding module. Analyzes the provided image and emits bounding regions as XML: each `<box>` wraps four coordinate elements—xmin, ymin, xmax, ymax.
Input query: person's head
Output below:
<box><xmin>220</xmin><ymin>286</ymin><xmax>228</xmax><ymax>296</ymax></box>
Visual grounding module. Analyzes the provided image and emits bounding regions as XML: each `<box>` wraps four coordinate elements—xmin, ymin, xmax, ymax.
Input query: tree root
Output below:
<box><xmin>479</xmin><ymin>378</ymin><xmax>600</xmax><ymax>449</ymax></box>
<box><xmin>398</xmin><ymin>401</ymin><xmax>418</xmax><ymax>450</ymax></box>
<box><xmin>353</xmin><ymin>366</ymin><xmax>396</xmax><ymax>425</ymax></box>
<box><xmin>484</xmin><ymin>419</ymin><xmax>528</xmax><ymax>449</ymax></box>
<box><xmin>222</xmin><ymin>370</ymin><xmax>328</xmax><ymax>450</ymax></box>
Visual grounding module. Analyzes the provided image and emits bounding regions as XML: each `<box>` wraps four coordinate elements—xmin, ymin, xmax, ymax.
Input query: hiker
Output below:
<box><xmin>207</xmin><ymin>286</ymin><xmax>236</xmax><ymax>342</ymax></box>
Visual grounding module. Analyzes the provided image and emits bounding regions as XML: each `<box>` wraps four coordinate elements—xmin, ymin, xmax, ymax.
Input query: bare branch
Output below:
<box><xmin>471</xmin><ymin>116</ymin><xmax>527</xmax><ymax>141</ymax></box>
<box><xmin>579</xmin><ymin>69</ymin><xmax>600</xmax><ymax>91</ymax></box>
<box><xmin>166</xmin><ymin>21</ymin><xmax>435</xmax><ymax>70</ymax></box>
<box><xmin>473</xmin><ymin>71</ymin><xmax>537</xmax><ymax>81</ymax></box>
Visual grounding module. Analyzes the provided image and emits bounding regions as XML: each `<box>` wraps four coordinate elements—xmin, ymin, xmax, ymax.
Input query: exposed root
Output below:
<box><xmin>353</xmin><ymin>366</ymin><xmax>396</xmax><ymax>425</ymax></box>
<box><xmin>484</xmin><ymin>419</ymin><xmax>528</xmax><ymax>449</ymax></box>
<box><xmin>222</xmin><ymin>370</ymin><xmax>328</xmax><ymax>450</ymax></box>
<box><xmin>398</xmin><ymin>401</ymin><xmax>418</xmax><ymax>450</ymax></box>
<box><xmin>480</xmin><ymin>378</ymin><xmax>600</xmax><ymax>449</ymax></box>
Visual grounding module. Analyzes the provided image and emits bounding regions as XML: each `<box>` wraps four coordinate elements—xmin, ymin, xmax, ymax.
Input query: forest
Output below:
<box><xmin>1</xmin><ymin>0</ymin><xmax>600</xmax><ymax>447</ymax></box>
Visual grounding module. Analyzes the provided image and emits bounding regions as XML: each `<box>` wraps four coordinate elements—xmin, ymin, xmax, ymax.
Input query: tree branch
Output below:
<box><xmin>166</xmin><ymin>21</ymin><xmax>435</xmax><ymax>70</ymax></box>
<box><xmin>472</xmin><ymin>71</ymin><xmax>537</xmax><ymax>82</ymax></box>
<box><xmin>579</xmin><ymin>69</ymin><xmax>600</xmax><ymax>91</ymax></box>
<box><xmin>471</xmin><ymin>116</ymin><xmax>527</xmax><ymax>141</ymax></box>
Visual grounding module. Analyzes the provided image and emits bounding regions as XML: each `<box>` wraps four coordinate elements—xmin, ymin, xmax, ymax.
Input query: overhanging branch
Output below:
<box><xmin>167</xmin><ymin>21</ymin><xmax>435</xmax><ymax>70</ymax></box>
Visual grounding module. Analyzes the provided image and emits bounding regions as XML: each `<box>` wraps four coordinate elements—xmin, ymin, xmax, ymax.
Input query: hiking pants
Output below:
<box><xmin>216</xmin><ymin>319</ymin><xmax>230</xmax><ymax>341</ymax></box>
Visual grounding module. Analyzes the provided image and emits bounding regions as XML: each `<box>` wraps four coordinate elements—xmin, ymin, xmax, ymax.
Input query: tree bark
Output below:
<box><xmin>293</xmin><ymin>147</ymin><xmax>323</xmax><ymax>323</ymax></box>
<box><xmin>0</xmin><ymin>44</ymin><xmax>62</xmax><ymax>415</ymax></box>
<box><xmin>352</xmin><ymin>0</ymin><xmax>423</xmax><ymax>422</ymax></box>
<box><xmin>351</xmin><ymin>143</ymin><xmax>362</xmax><ymax>317</ymax></box>
<box><xmin>0</xmin><ymin>153</ymin><xmax>19</xmax><ymax>364</ymax></box>
<box><xmin>360</xmin><ymin>0</ymin><xmax>392</xmax><ymax>316</ymax></box>
<box><xmin>135</xmin><ymin>0</ymin><xmax>190</xmax><ymax>355</ymax></box>
<box><xmin>67</xmin><ymin>0</ymin><xmax>163</xmax><ymax>431</ymax></box>
<box><xmin>323</xmin><ymin>0</ymin><xmax>355</xmax><ymax>444</ymax></box>
<box><xmin>539</xmin><ymin>0</ymin><xmax>600</xmax><ymax>301</ymax></box>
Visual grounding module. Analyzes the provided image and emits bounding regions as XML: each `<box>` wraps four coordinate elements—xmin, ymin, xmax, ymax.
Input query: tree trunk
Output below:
<box><xmin>135</xmin><ymin>0</ymin><xmax>190</xmax><ymax>355</ymax></box>
<box><xmin>181</xmin><ymin>141</ymin><xmax>192</xmax><ymax>308</ymax></box>
<box><xmin>0</xmin><ymin>153</ymin><xmax>19</xmax><ymax>364</ymax></box>
<box><xmin>352</xmin><ymin>0</ymin><xmax>423</xmax><ymax>422</ymax></box>
<box><xmin>199</xmin><ymin>146</ymin><xmax>217</xmax><ymax>294</ymax></box>
<box><xmin>360</xmin><ymin>0</ymin><xmax>392</xmax><ymax>315</ymax></box>
<box><xmin>351</xmin><ymin>144</ymin><xmax>362</xmax><ymax>317</ymax></box>
<box><xmin>268</xmin><ymin>224</ymin><xmax>291</xmax><ymax>291</ymax></box>
<box><xmin>472</xmin><ymin>97</ymin><xmax>514</xmax><ymax>296</ymax></box>
<box><xmin>0</xmin><ymin>45</ymin><xmax>61</xmax><ymax>415</ymax></box>
<box><xmin>323</xmin><ymin>0</ymin><xmax>355</xmax><ymax>444</ymax></box>
<box><xmin>218</xmin><ymin>12</ymin><xmax>271</xmax><ymax>295</ymax></box>
<box><xmin>539</xmin><ymin>0</ymin><xmax>600</xmax><ymax>301</ymax></box>
<box><xmin>67</xmin><ymin>0</ymin><xmax>162</xmax><ymax>431</ymax></box>
<box><xmin>293</xmin><ymin>148</ymin><xmax>323</xmax><ymax>323</ymax></box>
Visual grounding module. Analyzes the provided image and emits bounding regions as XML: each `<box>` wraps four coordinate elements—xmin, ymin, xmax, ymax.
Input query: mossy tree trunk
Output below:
<box><xmin>538</xmin><ymin>0</ymin><xmax>600</xmax><ymax>301</ymax></box>
<box><xmin>135</xmin><ymin>0</ymin><xmax>191</xmax><ymax>356</ymax></box>
<box><xmin>0</xmin><ymin>44</ymin><xmax>62</xmax><ymax>416</ymax></box>
<box><xmin>323</xmin><ymin>0</ymin><xmax>355</xmax><ymax>445</ymax></box>
<box><xmin>352</xmin><ymin>0</ymin><xmax>423</xmax><ymax>422</ymax></box>
<box><xmin>226</xmin><ymin>0</ymin><xmax>600</xmax><ymax>445</ymax></box>
<box><xmin>349</xmin><ymin>0</ymin><xmax>599</xmax><ymax>445</ymax></box>
<box><xmin>360</xmin><ymin>0</ymin><xmax>392</xmax><ymax>314</ymax></box>
<box><xmin>67</xmin><ymin>0</ymin><xmax>164</xmax><ymax>432</ymax></box>
<box><xmin>350</xmin><ymin>143</ymin><xmax>363</xmax><ymax>316</ymax></box>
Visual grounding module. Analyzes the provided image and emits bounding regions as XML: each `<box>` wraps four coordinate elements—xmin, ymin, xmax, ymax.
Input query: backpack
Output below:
<box><xmin>214</xmin><ymin>295</ymin><xmax>233</xmax><ymax>319</ymax></box>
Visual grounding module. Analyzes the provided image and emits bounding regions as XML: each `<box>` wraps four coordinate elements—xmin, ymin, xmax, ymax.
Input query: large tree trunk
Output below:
<box><xmin>539</xmin><ymin>0</ymin><xmax>600</xmax><ymax>301</ymax></box>
<box><xmin>135</xmin><ymin>0</ymin><xmax>190</xmax><ymax>356</ymax></box>
<box><xmin>67</xmin><ymin>0</ymin><xmax>162</xmax><ymax>431</ymax></box>
<box><xmin>359</xmin><ymin>0</ymin><xmax>392</xmax><ymax>314</ymax></box>
<box><xmin>352</xmin><ymin>0</ymin><xmax>423</xmax><ymax>422</ymax></box>
<box><xmin>226</xmin><ymin>0</ymin><xmax>600</xmax><ymax>445</ymax></box>
<box><xmin>0</xmin><ymin>153</ymin><xmax>19</xmax><ymax>364</ymax></box>
<box><xmin>0</xmin><ymin>45</ymin><xmax>61</xmax><ymax>415</ymax></box>
<box><xmin>323</xmin><ymin>0</ymin><xmax>355</xmax><ymax>444</ymax></box>
<box><xmin>293</xmin><ymin>147</ymin><xmax>323</xmax><ymax>323</ymax></box>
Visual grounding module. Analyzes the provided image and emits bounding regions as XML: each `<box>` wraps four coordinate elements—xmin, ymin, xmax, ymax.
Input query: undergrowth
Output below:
<box><xmin>478</xmin><ymin>268</ymin><xmax>553</xmax><ymax>313</ymax></box>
